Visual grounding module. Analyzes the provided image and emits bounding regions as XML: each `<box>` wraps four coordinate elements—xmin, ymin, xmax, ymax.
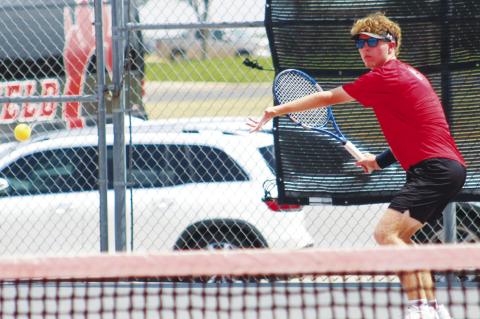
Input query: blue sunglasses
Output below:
<box><xmin>355</xmin><ymin>36</ymin><xmax>392</xmax><ymax>49</ymax></box>
<box><xmin>355</xmin><ymin>38</ymin><xmax>382</xmax><ymax>49</ymax></box>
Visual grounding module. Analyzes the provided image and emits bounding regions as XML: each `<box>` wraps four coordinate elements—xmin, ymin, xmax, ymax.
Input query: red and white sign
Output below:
<box><xmin>0</xmin><ymin>0</ymin><xmax>113</xmax><ymax>128</ymax></box>
<box><xmin>0</xmin><ymin>79</ymin><xmax>60</xmax><ymax>123</ymax></box>
<box><xmin>63</xmin><ymin>0</ymin><xmax>113</xmax><ymax>129</ymax></box>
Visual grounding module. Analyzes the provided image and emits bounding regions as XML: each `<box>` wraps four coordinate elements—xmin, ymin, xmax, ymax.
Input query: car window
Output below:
<box><xmin>0</xmin><ymin>142</ymin><xmax>250</xmax><ymax>196</ymax></box>
<box><xmin>0</xmin><ymin>147</ymin><xmax>98</xmax><ymax>196</ymax></box>
<box><xmin>258</xmin><ymin>145</ymin><xmax>276</xmax><ymax>175</ymax></box>
<box><xmin>125</xmin><ymin>144</ymin><xmax>249</xmax><ymax>189</ymax></box>
<box><xmin>187</xmin><ymin>145</ymin><xmax>249</xmax><ymax>183</ymax></box>
<box><xmin>126</xmin><ymin>144</ymin><xmax>184</xmax><ymax>188</ymax></box>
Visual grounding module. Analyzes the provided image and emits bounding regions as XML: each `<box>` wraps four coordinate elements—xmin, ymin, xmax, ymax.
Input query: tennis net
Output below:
<box><xmin>0</xmin><ymin>244</ymin><xmax>479</xmax><ymax>319</ymax></box>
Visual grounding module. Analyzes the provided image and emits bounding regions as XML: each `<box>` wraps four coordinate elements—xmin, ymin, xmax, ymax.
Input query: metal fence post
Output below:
<box><xmin>443</xmin><ymin>202</ymin><xmax>457</xmax><ymax>244</ymax></box>
<box><xmin>443</xmin><ymin>202</ymin><xmax>457</xmax><ymax>284</ymax></box>
<box><xmin>94</xmin><ymin>0</ymin><xmax>109</xmax><ymax>252</ymax></box>
<box><xmin>111</xmin><ymin>0</ymin><xmax>127</xmax><ymax>252</ymax></box>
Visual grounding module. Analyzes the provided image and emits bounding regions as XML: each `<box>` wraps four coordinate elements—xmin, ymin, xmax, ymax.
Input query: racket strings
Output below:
<box><xmin>275</xmin><ymin>73</ymin><xmax>329</xmax><ymax>128</ymax></box>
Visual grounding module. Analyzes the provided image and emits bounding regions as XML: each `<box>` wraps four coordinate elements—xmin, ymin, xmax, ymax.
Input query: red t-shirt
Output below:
<box><xmin>343</xmin><ymin>59</ymin><xmax>465</xmax><ymax>170</ymax></box>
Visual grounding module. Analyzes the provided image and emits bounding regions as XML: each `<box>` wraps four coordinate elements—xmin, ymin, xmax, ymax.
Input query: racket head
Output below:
<box><xmin>273</xmin><ymin>69</ymin><xmax>330</xmax><ymax>129</ymax></box>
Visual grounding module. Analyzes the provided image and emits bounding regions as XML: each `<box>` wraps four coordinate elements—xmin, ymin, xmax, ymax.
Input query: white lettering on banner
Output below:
<box><xmin>19</xmin><ymin>80</ymin><xmax>37</xmax><ymax>122</ymax></box>
<box><xmin>40</xmin><ymin>79</ymin><xmax>60</xmax><ymax>120</ymax></box>
<box><xmin>0</xmin><ymin>79</ymin><xmax>60</xmax><ymax>124</ymax></box>
<box><xmin>1</xmin><ymin>82</ymin><xmax>22</xmax><ymax>123</ymax></box>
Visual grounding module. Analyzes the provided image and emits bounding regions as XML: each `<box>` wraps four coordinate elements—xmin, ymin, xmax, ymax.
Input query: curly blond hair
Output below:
<box><xmin>351</xmin><ymin>13</ymin><xmax>402</xmax><ymax>56</ymax></box>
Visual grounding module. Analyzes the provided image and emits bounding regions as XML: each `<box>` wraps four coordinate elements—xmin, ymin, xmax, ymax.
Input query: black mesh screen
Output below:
<box><xmin>265</xmin><ymin>0</ymin><xmax>480</xmax><ymax>205</ymax></box>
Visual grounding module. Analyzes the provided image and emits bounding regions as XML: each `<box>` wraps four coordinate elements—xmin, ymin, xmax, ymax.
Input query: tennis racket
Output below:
<box><xmin>273</xmin><ymin>69</ymin><xmax>365</xmax><ymax>161</ymax></box>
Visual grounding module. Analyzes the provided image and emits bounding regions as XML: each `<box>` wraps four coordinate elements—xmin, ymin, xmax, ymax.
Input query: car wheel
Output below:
<box><xmin>424</xmin><ymin>225</ymin><xmax>480</xmax><ymax>244</ymax></box>
<box><xmin>175</xmin><ymin>220</ymin><xmax>267</xmax><ymax>250</ymax></box>
<box><xmin>174</xmin><ymin>220</ymin><xmax>268</xmax><ymax>283</ymax></box>
<box><xmin>170</xmin><ymin>48</ymin><xmax>187</xmax><ymax>60</ymax></box>
<box><xmin>235</xmin><ymin>49</ymin><xmax>251</xmax><ymax>57</ymax></box>
<box><xmin>193</xmin><ymin>228</ymin><xmax>246</xmax><ymax>251</ymax></box>
<box><xmin>427</xmin><ymin>226</ymin><xmax>480</xmax><ymax>282</ymax></box>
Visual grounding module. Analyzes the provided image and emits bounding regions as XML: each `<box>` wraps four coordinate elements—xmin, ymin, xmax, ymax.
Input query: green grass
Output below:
<box><xmin>145</xmin><ymin>55</ymin><xmax>274</xmax><ymax>83</ymax></box>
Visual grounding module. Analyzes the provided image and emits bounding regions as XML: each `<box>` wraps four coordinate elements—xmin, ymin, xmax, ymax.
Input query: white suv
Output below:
<box><xmin>155</xmin><ymin>30</ymin><xmax>264</xmax><ymax>60</ymax></box>
<box><xmin>0</xmin><ymin>119</ymin><xmax>313</xmax><ymax>255</ymax></box>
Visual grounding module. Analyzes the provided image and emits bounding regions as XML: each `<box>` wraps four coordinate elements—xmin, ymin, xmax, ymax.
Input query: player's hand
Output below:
<box><xmin>247</xmin><ymin>106</ymin><xmax>277</xmax><ymax>132</ymax></box>
<box><xmin>356</xmin><ymin>153</ymin><xmax>381</xmax><ymax>174</ymax></box>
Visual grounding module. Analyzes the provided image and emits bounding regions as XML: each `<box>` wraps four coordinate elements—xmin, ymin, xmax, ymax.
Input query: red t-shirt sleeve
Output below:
<box><xmin>343</xmin><ymin>70</ymin><xmax>386</xmax><ymax>108</ymax></box>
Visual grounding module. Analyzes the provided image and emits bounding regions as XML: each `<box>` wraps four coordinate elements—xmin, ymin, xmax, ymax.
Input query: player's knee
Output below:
<box><xmin>373</xmin><ymin>228</ymin><xmax>398</xmax><ymax>245</ymax></box>
<box><xmin>398</xmin><ymin>232</ymin><xmax>414</xmax><ymax>244</ymax></box>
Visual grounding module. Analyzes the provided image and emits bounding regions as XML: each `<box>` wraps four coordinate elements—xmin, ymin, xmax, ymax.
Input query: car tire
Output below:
<box><xmin>425</xmin><ymin>226</ymin><xmax>480</xmax><ymax>282</ymax></box>
<box><xmin>170</xmin><ymin>48</ymin><xmax>187</xmax><ymax>60</ymax></box>
<box><xmin>174</xmin><ymin>219</ymin><xmax>269</xmax><ymax>283</ymax></box>
<box><xmin>417</xmin><ymin>224</ymin><xmax>479</xmax><ymax>245</ymax></box>
<box><xmin>174</xmin><ymin>219</ymin><xmax>267</xmax><ymax>250</ymax></box>
<box><xmin>235</xmin><ymin>49</ymin><xmax>251</xmax><ymax>57</ymax></box>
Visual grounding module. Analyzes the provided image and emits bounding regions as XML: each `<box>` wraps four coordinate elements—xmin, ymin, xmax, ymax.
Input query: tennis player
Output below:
<box><xmin>248</xmin><ymin>12</ymin><xmax>466</xmax><ymax>319</ymax></box>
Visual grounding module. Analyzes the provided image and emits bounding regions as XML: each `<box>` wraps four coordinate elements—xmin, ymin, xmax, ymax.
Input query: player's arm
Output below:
<box><xmin>248</xmin><ymin>86</ymin><xmax>354</xmax><ymax>132</ymax></box>
<box><xmin>271</xmin><ymin>86</ymin><xmax>354</xmax><ymax>115</ymax></box>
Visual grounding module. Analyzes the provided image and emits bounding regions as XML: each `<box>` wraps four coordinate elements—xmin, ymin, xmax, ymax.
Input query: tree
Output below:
<box><xmin>180</xmin><ymin>0</ymin><xmax>211</xmax><ymax>59</ymax></box>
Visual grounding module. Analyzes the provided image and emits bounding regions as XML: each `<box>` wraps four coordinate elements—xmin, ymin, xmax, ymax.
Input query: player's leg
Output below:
<box><xmin>380</xmin><ymin>159</ymin><xmax>466</xmax><ymax>319</ymax></box>
<box><xmin>398</xmin><ymin>231</ymin><xmax>436</xmax><ymax>302</ymax></box>
<box><xmin>401</xmin><ymin>227</ymin><xmax>453</xmax><ymax>319</ymax></box>
<box><xmin>374</xmin><ymin>209</ymin><xmax>426</xmax><ymax>300</ymax></box>
<box><xmin>374</xmin><ymin>209</ymin><xmax>437</xmax><ymax>319</ymax></box>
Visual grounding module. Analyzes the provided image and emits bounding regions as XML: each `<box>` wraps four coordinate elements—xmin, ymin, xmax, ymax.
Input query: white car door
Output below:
<box><xmin>0</xmin><ymin>146</ymin><xmax>102</xmax><ymax>255</ymax></box>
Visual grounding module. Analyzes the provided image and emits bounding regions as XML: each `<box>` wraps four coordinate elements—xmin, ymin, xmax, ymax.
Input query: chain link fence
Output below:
<box><xmin>0</xmin><ymin>0</ymin><xmax>107</xmax><ymax>255</ymax></box>
<box><xmin>0</xmin><ymin>0</ymin><xmax>136</xmax><ymax>255</ymax></box>
<box><xmin>0</xmin><ymin>0</ymin><xmax>477</xmax><ymax>256</ymax></box>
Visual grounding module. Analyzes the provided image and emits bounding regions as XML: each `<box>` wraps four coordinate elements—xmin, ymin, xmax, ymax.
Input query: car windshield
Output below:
<box><xmin>258</xmin><ymin>145</ymin><xmax>275</xmax><ymax>175</ymax></box>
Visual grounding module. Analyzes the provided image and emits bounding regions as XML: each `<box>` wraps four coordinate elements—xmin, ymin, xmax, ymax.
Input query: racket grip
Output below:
<box><xmin>343</xmin><ymin>141</ymin><xmax>365</xmax><ymax>161</ymax></box>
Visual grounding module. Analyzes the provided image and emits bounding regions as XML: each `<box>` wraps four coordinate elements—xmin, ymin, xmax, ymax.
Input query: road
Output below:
<box><xmin>144</xmin><ymin>81</ymin><xmax>272</xmax><ymax>102</ymax></box>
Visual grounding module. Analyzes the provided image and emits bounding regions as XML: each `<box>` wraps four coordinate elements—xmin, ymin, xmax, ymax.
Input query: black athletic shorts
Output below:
<box><xmin>389</xmin><ymin>158</ymin><xmax>466</xmax><ymax>223</ymax></box>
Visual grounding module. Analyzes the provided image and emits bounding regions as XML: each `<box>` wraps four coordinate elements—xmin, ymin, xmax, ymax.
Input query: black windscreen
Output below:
<box><xmin>265</xmin><ymin>0</ymin><xmax>480</xmax><ymax>205</ymax></box>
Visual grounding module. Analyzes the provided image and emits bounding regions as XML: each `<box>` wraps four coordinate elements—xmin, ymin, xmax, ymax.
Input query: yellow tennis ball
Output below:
<box><xmin>14</xmin><ymin>123</ymin><xmax>31</xmax><ymax>142</ymax></box>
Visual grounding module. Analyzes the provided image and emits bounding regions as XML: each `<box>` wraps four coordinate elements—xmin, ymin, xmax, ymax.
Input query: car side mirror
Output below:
<box><xmin>0</xmin><ymin>178</ymin><xmax>9</xmax><ymax>191</ymax></box>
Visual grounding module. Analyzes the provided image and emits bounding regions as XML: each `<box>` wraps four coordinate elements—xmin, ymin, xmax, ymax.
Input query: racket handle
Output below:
<box><xmin>343</xmin><ymin>141</ymin><xmax>365</xmax><ymax>161</ymax></box>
